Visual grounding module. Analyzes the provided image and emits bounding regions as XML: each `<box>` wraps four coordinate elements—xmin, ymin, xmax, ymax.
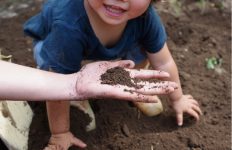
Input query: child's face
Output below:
<box><xmin>86</xmin><ymin>0</ymin><xmax>151</xmax><ymax>25</ymax></box>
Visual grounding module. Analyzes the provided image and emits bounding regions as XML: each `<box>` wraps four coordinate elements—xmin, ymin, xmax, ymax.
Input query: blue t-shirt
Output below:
<box><xmin>24</xmin><ymin>0</ymin><xmax>167</xmax><ymax>73</ymax></box>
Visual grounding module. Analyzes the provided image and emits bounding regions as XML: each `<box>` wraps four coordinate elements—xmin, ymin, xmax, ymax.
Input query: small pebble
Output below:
<box><xmin>121</xmin><ymin>124</ymin><xmax>130</xmax><ymax>137</ymax></box>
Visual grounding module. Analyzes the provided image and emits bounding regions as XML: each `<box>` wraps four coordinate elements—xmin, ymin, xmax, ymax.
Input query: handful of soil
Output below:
<box><xmin>100</xmin><ymin>67</ymin><xmax>159</xmax><ymax>89</ymax></box>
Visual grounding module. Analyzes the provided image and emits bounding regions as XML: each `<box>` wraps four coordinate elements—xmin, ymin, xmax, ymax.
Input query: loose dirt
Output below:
<box><xmin>101</xmin><ymin>67</ymin><xmax>138</xmax><ymax>88</ymax></box>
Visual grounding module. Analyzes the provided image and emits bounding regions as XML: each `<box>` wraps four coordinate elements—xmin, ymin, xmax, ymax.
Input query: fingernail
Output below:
<box><xmin>178</xmin><ymin>122</ymin><xmax>183</xmax><ymax>126</ymax></box>
<box><xmin>160</xmin><ymin>71</ymin><xmax>170</xmax><ymax>77</ymax></box>
<box><xmin>123</xmin><ymin>63</ymin><xmax>132</xmax><ymax>68</ymax></box>
<box><xmin>173</xmin><ymin>83</ymin><xmax>178</xmax><ymax>89</ymax></box>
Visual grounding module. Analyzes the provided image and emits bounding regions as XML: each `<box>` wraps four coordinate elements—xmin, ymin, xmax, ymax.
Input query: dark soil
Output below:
<box><xmin>0</xmin><ymin>0</ymin><xmax>231</xmax><ymax>150</ymax></box>
<box><xmin>100</xmin><ymin>67</ymin><xmax>137</xmax><ymax>88</ymax></box>
<box><xmin>100</xmin><ymin>66</ymin><xmax>163</xmax><ymax>87</ymax></box>
<box><xmin>100</xmin><ymin>66</ymin><xmax>148</xmax><ymax>90</ymax></box>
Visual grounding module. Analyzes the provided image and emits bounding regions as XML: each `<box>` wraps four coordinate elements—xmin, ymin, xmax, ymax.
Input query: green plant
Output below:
<box><xmin>205</xmin><ymin>57</ymin><xmax>223</xmax><ymax>70</ymax></box>
<box><xmin>169</xmin><ymin>0</ymin><xmax>182</xmax><ymax>17</ymax></box>
<box><xmin>196</xmin><ymin>0</ymin><xmax>207</xmax><ymax>14</ymax></box>
<box><xmin>215</xmin><ymin>1</ymin><xmax>225</xmax><ymax>11</ymax></box>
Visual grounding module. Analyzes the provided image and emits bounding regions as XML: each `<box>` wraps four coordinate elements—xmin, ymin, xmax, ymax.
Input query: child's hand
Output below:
<box><xmin>44</xmin><ymin>132</ymin><xmax>86</xmax><ymax>150</ymax></box>
<box><xmin>171</xmin><ymin>95</ymin><xmax>202</xmax><ymax>126</ymax></box>
<box><xmin>74</xmin><ymin>60</ymin><xmax>178</xmax><ymax>102</ymax></box>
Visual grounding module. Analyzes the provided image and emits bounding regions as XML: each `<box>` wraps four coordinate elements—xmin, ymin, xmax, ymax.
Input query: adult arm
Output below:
<box><xmin>0</xmin><ymin>60</ymin><xmax>178</xmax><ymax>101</ymax></box>
<box><xmin>0</xmin><ymin>60</ymin><xmax>76</xmax><ymax>100</ymax></box>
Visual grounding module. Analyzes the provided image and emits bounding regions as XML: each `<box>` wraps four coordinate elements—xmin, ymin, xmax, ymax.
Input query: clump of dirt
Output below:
<box><xmin>100</xmin><ymin>67</ymin><xmax>164</xmax><ymax>93</ymax></box>
<box><xmin>100</xmin><ymin>67</ymin><xmax>143</xmax><ymax>89</ymax></box>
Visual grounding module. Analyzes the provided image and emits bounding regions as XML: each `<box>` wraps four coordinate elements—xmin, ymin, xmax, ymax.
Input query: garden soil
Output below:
<box><xmin>0</xmin><ymin>0</ymin><xmax>231</xmax><ymax>150</ymax></box>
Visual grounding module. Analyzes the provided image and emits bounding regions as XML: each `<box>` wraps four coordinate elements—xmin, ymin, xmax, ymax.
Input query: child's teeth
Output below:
<box><xmin>106</xmin><ymin>5</ymin><xmax>124</xmax><ymax>14</ymax></box>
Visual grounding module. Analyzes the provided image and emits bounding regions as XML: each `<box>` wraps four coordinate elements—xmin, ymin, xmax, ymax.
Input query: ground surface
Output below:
<box><xmin>0</xmin><ymin>0</ymin><xmax>231</xmax><ymax>150</ymax></box>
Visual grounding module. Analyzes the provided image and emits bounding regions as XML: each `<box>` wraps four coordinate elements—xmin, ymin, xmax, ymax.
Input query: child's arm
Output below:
<box><xmin>0</xmin><ymin>60</ymin><xmax>178</xmax><ymax>102</ymax></box>
<box><xmin>147</xmin><ymin>43</ymin><xmax>202</xmax><ymax>126</ymax></box>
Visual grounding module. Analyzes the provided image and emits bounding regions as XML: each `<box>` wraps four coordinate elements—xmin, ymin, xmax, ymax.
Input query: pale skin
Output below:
<box><xmin>147</xmin><ymin>43</ymin><xmax>202</xmax><ymax>126</ymax></box>
<box><xmin>45</xmin><ymin>0</ymin><xmax>202</xmax><ymax>149</ymax></box>
<box><xmin>0</xmin><ymin>59</ymin><xmax>179</xmax><ymax>149</ymax></box>
<box><xmin>0</xmin><ymin>60</ymin><xmax>177</xmax><ymax>101</ymax></box>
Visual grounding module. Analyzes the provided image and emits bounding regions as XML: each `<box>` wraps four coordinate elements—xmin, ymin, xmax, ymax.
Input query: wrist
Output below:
<box><xmin>51</xmin><ymin>73</ymin><xmax>79</xmax><ymax>100</ymax></box>
<box><xmin>71</xmin><ymin>72</ymin><xmax>87</xmax><ymax>100</ymax></box>
<box><xmin>169</xmin><ymin>91</ymin><xmax>183</xmax><ymax>102</ymax></box>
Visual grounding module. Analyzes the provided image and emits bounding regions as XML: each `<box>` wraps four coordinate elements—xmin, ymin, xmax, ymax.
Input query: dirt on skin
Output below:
<box><xmin>0</xmin><ymin>0</ymin><xmax>231</xmax><ymax>150</ymax></box>
<box><xmin>100</xmin><ymin>66</ymin><xmax>171</xmax><ymax>94</ymax></box>
<box><xmin>100</xmin><ymin>67</ymin><xmax>139</xmax><ymax>88</ymax></box>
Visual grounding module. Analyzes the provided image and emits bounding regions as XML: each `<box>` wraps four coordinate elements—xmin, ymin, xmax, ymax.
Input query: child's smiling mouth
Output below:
<box><xmin>103</xmin><ymin>4</ymin><xmax>126</xmax><ymax>17</ymax></box>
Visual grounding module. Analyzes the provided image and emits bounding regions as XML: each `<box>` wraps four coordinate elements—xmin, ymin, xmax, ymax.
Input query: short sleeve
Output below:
<box><xmin>24</xmin><ymin>13</ymin><xmax>45</xmax><ymax>41</ymax></box>
<box><xmin>140</xmin><ymin>6</ymin><xmax>167</xmax><ymax>53</ymax></box>
<box><xmin>41</xmin><ymin>20</ymin><xmax>85</xmax><ymax>74</ymax></box>
<box><xmin>23</xmin><ymin>1</ymin><xmax>53</xmax><ymax>42</ymax></box>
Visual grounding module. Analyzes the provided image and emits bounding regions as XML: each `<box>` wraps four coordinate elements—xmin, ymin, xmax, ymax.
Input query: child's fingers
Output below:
<box><xmin>176</xmin><ymin>113</ymin><xmax>183</xmax><ymax>126</ymax></box>
<box><xmin>71</xmin><ymin>137</ymin><xmax>87</xmax><ymax>148</ymax></box>
<box><xmin>186</xmin><ymin>94</ymin><xmax>193</xmax><ymax>99</ymax></box>
<box><xmin>187</xmin><ymin>109</ymin><xmax>200</xmax><ymax>121</ymax></box>
<box><xmin>192</xmin><ymin>105</ymin><xmax>203</xmax><ymax>115</ymax></box>
<box><xmin>127</xmin><ymin>69</ymin><xmax>170</xmax><ymax>79</ymax></box>
<box><xmin>190</xmin><ymin>99</ymin><xmax>200</xmax><ymax>106</ymax></box>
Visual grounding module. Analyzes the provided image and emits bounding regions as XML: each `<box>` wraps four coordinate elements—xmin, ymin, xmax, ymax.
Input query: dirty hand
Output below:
<box><xmin>44</xmin><ymin>132</ymin><xmax>86</xmax><ymax>150</ymax></box>
<box><xmin>171</xmin><ymin>94</ymin><xmax>202</xmax><ymax>126</ymax></box>
<box><xmin>74</xmin><ymin>60</ymin><xmax>178</xmax><ymax>103</ymax></box>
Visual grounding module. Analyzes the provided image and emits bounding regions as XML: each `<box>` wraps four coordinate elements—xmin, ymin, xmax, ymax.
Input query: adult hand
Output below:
<box><xmin>171</xmin><ymin>94</ymin><xmax>202</xmax><ymax>126</ymax></box>
<box><xmin>74</xmin><ymin>60</ymin><xmax>178</xmax><ymax>102</ymax></box>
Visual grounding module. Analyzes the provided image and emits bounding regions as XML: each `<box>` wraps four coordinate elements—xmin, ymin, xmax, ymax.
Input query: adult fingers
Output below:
<box><xmin>97</xmin><ymin>60</ymin><xmax>135</xmax><ymax>71</ymax></box>
<box><xmin>105</xmin><ymin>86</ymin><xmax>159</xmax><ymax>103</ymax></box>
<box><xmin>134</xmin><ymin>81</ymin><xmax>178</xmax><ymax>95</ymax></box>
<box><xmin>120</xmin><ymin>93</ymin><xmax>159</xmax><ymax>103</ymax></box>
<box><xmin>127</xmin><ymin>69</ymin><xmax>170</xmax><ymax>79</ymax></box>
<box><xmin>137</xmin><ymin>81</ymin><xmax>178</xmax><ymax>89</ymax></box>
<box><xmin>134</xmin><ymin>85</ymin><xmax>175</xmax><ymax>95</ymax></box>
<box><xmin>114</xmin><ymin>60</ymin><xmax>135</xmax><ymax>69</ymax></box>
<box><xmin>176</xmin><ymin>113</ymin><xmax>183</xmax><ymax>126</ymax></box>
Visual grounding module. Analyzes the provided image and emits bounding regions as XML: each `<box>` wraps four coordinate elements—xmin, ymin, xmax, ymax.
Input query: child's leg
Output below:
<box><xmin>134</xmin><ymin>59</ymin><xmax>163</xmax><ymax>116</ymax></box>
<box><xmin>124</xmin><ymin>47</ymin><xmax>163</xmax><ymax>116</ymax></box>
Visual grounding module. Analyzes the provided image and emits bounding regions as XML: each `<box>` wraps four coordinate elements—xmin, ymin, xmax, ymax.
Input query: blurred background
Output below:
<box><xmin>0</xmin><ymin>0</ymin><xmax>231</xmax><ymax>150</ymax></box>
